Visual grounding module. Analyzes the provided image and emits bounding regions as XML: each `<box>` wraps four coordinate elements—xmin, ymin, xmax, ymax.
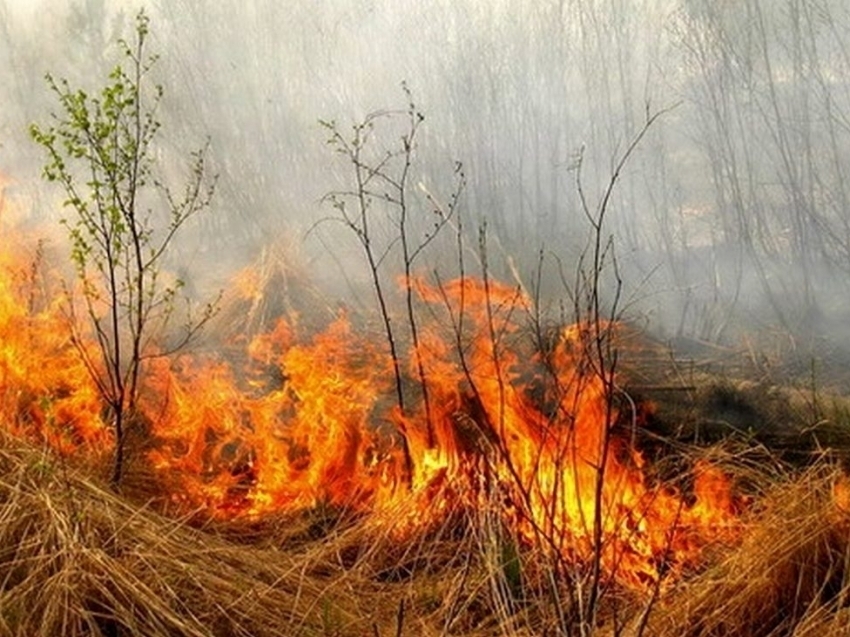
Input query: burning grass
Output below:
<box><xmin>652</xmin><ymin>461</ymin><xmax>850</xmax><ymax>637</ymax></box>
<box><xmin>2</xmin><ymin>431</ymin><xmax>850</xmax><ymax>636</ymax></box>
<box><xmin>3</xmin><ymin>229</ymin><xmax>850</xmax><ymax>635</ymax></box>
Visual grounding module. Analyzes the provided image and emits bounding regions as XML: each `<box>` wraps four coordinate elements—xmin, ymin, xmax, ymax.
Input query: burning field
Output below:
<box><xmin>3</xmin><ymin>212</ymin><xmax>850</xmax><ymax>636</ymax></box>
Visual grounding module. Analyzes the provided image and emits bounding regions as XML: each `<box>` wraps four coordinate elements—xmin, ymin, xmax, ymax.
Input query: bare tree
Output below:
<box><xmin>318</xmin><ymin>85</ymin><xmax>462</xmax><ymax>479</ymax></box>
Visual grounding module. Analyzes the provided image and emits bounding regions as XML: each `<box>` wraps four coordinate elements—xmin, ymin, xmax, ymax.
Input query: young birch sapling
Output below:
<box><xmin>30</xmin><ymin>10</ymin><xmax>218</xmax><ymax>487</ymax></box>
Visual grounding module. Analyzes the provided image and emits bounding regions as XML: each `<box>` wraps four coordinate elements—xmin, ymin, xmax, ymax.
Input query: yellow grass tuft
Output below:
<box><xmin>0</xmin><ymin>432</ymin><xmax>357</xmax><ymax>636</ymax></box>
<box><xmin>651</xmin><ymin>459</ymin><xmax>850</xmax><ymax>637</ymax></box>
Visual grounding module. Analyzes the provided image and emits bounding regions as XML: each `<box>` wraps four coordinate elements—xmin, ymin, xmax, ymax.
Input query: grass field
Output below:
<box><xmin>3</xmin><ymin>236</ymin><xmax>850</xmax><ymax>636</ymax></box>
<box><xmin>1</xmin><ymin>418</ymin><xmax>850</xmax><ymax>636</ymax></box>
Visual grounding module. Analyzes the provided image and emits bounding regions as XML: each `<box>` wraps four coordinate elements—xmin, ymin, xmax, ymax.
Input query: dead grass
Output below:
<box><xmin>0</xmin><ymin>433</ymin><xmax>363</xmax><ymax>636</ymax></box>
<box><xmin>649</xmin><ymin>460</ymin><xmax>850</xmax><ymax>637</ymax></box>
<box><xmin>3</xmin><ymin>406</ymin><xmax>850</xmax><ymax>635</ymax></box>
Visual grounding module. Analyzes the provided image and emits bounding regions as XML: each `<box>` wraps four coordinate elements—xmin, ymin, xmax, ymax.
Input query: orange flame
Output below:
<box><xmin>0</xmin><ymin>227</ymin><xmax>741</xmax><ymax>589</ymax></box>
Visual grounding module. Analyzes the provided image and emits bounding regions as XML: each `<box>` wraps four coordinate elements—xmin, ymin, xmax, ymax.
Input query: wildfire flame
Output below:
<box><xmin>0</xmin><ymin>216</ymin><xmax>741</xmax><ymax>589</ymax></box>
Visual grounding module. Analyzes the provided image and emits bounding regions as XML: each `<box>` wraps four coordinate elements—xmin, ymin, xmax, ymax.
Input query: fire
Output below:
<box><xmin>0</xmin><ymin>227</ymin><xmax>109</xmax><ymax>455</ymax></box>
<box><xmin>0</xmin><ymin>222</ymin><xmax>742</xmax><ymax>589</ymax></box>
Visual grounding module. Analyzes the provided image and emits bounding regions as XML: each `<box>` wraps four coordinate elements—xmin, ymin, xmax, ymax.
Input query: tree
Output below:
<box><xmin>30</xmin><ymin>9</ymin><xmax>217</xmax><ymax>487</ymax></box>
<box><xmin>319</xmin><ymin>85</ymin><xmax>463</xmax><ymax>480</ymax></box>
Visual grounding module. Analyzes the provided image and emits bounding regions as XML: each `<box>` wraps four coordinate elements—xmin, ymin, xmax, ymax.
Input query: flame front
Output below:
<box><xmin>0</xmin><ymin>221</ymin><xmax>740</xmax><ymax>588</ymax></box>
<box><xmin>0</xmin><ymin>244</ymin><xmax>108</xmax><ymax>454</ymax></box>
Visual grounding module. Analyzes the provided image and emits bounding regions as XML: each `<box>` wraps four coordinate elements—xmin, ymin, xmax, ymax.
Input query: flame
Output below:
<box><xmin>0</xmin><ymin>222</ymin><xmax>742</xmax><ymax>589</ymax></box>
<box><xmin>0</xmin><ymin>214</ymin><xmax>109</xmax><ymax>455</ymax></box>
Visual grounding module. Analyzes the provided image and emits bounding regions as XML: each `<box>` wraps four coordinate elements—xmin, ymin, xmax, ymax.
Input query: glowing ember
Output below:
<box><xmin>0</xmin><ymin>226</ymin><xmax>741</xmax><ymax>589</ymax></box>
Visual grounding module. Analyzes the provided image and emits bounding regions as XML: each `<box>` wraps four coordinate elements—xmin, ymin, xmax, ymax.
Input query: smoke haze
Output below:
<box><xmin>2</xmin><ymin>0</ymin><xmax>850</xmax><ymax>365</ymax></box>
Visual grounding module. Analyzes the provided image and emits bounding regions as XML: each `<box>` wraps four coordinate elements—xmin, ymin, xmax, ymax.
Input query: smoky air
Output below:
<box><xmin>2</xmin><ymin>0</ymin><xmax>847</xmax><ymax>367</ymax></box>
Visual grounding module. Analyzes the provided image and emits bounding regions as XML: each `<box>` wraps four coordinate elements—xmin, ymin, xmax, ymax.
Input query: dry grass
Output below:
<box><xmin>649</xmin><ymin>460</ymin><xmax>850</xmax><ymax>637</ymax></box>
<box><xmin>5</xmin><ymin>356</ymin><xmax>850</xmax><ymax>637</ymax></box>
<box><xmin>0</xmin><ymin>433</ymin><xmax>364</xmax><ymax>637</ymax></box>
<box><xmin>3</xmin><ymin>428</ymin><xmax>850</xmax><ymax>636</ymax></box>
<box><xmin>209</xmin><ymin>241</ymin><xmax>336</xmax><ymax>344</ymax></box>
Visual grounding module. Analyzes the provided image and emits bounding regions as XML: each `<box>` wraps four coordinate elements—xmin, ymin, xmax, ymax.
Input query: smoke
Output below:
<box><xmin>2</xmin><ymin>0</ymin><xmax>850</xmax><ymax>363</ymax></box>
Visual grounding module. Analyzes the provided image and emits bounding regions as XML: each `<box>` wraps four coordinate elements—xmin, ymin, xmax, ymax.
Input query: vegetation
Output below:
<box><xmin>29</xmin><ymin>10</ymin><xmax>217</xmax><ymax>487</ymax></box>
<box><xmin>319</xmin><ymin>85</ymin><xmax>465</xmax><ymax>476</ymax></box>
<box><xmin>1</xmin><ymin>395</ymin><xmax>850</xmax><ymax>636</ymax></box>
<box><xmin>5</xmin><ymin>3</ymin><xmax>850</xmax><ymax>637</ymax></box>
